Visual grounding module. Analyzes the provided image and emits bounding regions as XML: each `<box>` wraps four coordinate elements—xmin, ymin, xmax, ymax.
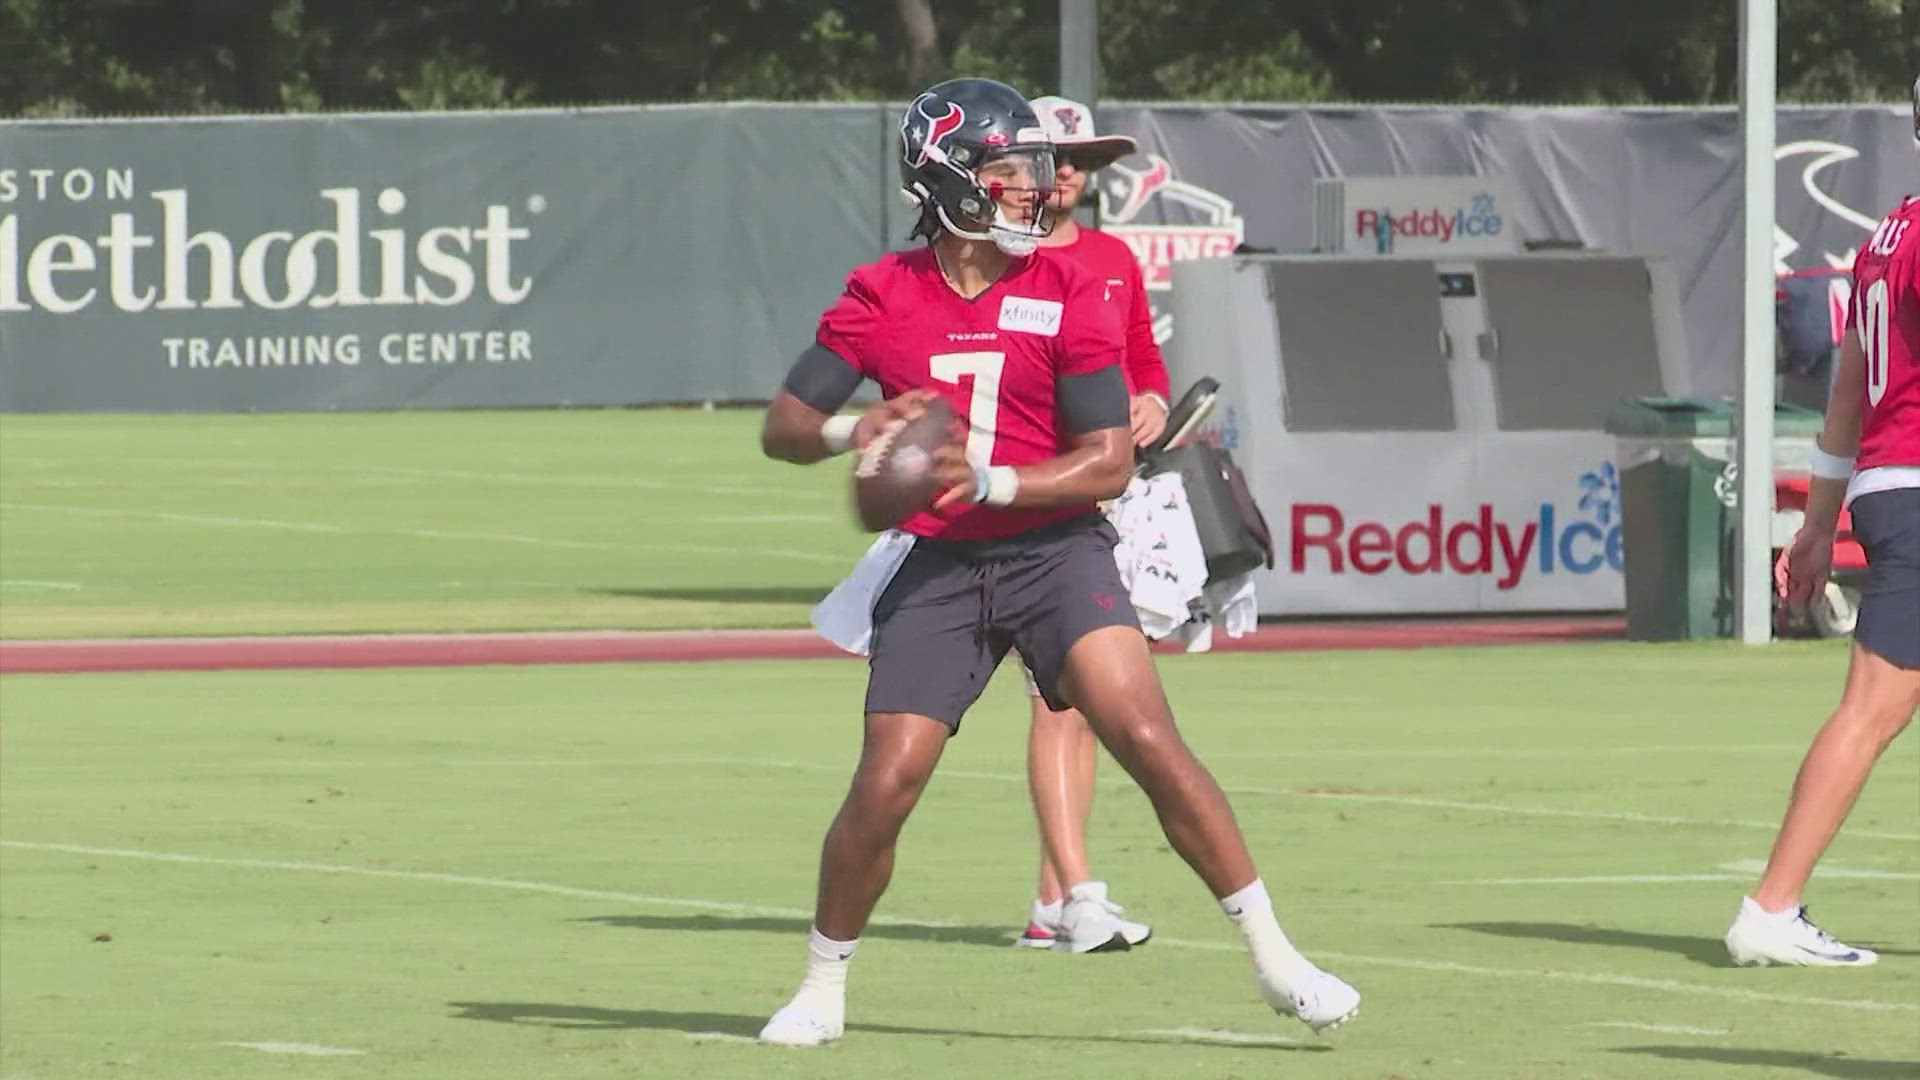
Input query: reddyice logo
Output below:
<box><xmin>1287</xmin><ymin>464</ymin><xmax>1622</xmax><ymax>591</ymax></box>
<box><xmin>1356</xmin><ymin>193</ymin><xmax>1504</xmax><ymax>253</ymax></box>
<box><xmin>0</xmin><ymin>174</ymin><xmax>537</xmax><ymax>315</ymax></box>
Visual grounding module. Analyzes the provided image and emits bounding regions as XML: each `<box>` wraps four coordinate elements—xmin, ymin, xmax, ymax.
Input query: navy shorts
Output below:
<box><xmin>865</xmin><ymin>515</ymin><xmax>1142</xmax><ymax>727</ymax></box>
<box><xmin>1851</xmin><ymin>487</ymin><xmax>1920</xmax><ymax>670</ymax></box>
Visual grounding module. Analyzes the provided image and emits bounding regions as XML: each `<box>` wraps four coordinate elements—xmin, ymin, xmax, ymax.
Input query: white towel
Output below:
<box><xmin>1106</xmin><ymin>473</ymin><xmax>1210</xmax><ymax>642</ymax></box>
<box><xmin>810</xmin><ymin>530</ymin><xmax>917</xmax><ymax>656</ymax></box>
<box><xmin>1172</xmin><ymin>570</ymin><xmax>1259</xmax><ymax>653</ymax></box>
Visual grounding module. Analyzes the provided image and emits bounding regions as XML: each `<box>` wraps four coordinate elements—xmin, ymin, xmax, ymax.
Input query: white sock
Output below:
<box><xmin>790</xmin><ymin>928</ymin><xmax>856</xmax><ymax>1011</ymax></box>
<box><xmin>1743</xmin><ymin>896</ymin><xmax>1798</xmax><ymax>920</ymax></box>
<box><xmin>1031</xmin><ymin>899</ymin><xmax>1063</xmax><ymax>927</ymax></box>
<box><xmin>1219</xmin><ymin>879</ymin><xmax>1313</xmax><ymax>981</ymax></box>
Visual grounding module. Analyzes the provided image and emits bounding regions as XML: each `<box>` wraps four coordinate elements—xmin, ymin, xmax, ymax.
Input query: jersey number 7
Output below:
<box><xmin>932</xmin><ymin>351</ymin><xmax>1005</xmax><ymax>463</ymax></box>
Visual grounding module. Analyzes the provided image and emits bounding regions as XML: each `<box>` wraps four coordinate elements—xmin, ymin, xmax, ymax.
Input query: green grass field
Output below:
<box><xmin>0</xmin><ymin>410</ymin><xmax>866</xmax><ymax>639</ymax></box>
<box><xmin>3</xmin><ymin>648</ymin><xmax>1917</xmax><ymax>1079</ymax></box>
<box><xmin>3</xmin><ymin>410</ymin><xmax>1917</xmax><ymax>1078</ymax></box>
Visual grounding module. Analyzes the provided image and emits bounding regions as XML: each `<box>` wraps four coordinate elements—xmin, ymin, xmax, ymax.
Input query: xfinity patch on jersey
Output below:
<box><xmin>998</xmin><ymin>296</ymin><xmax>1063</xmax><ymax>337</ymax></box>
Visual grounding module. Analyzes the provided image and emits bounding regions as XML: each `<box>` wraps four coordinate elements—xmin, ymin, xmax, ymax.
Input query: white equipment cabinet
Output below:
<box><xmin>1166</xmin><ymin>252</ymin><xmax>1694</xmax><ymax>617</ymax></box>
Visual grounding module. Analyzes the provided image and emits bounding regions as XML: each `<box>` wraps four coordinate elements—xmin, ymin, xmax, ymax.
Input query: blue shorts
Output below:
<box><xmin>1850</xmin><ymin>487</ymin><xmax>1920</xmax><ymax>670</ymax></box>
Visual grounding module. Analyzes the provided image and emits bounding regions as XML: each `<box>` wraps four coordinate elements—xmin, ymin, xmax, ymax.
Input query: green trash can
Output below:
<box><xmin>1604</xmin><ymin>397</ymin><xmax>1825</xmax><ymax>641</ymax></box>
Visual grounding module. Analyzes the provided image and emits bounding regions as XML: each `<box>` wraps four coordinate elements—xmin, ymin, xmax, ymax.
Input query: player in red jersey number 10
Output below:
<box><xmin>1726</xmin><ymin>75</ymin><xmax>1920</xmax><ymax>968</ymax></box>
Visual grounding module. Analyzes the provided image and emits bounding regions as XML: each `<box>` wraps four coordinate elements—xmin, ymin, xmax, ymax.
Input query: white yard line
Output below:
<box><xmin>344</xmin><ymin>464</ymin><xmax>811</xmax><ymax>502</ymax></box>
<box><xmin>1139</xmin><ymin>1027</ymin><xmax>1303</xmax><ymax>1047</ymax></box>
<box><xmin>1215</xmin><ymin>785</ymin><xmax>1917</xmax><ymax>842</ymax></box>
<box><xmin>1438</xmin><ymin>873</ymin><xmax>1750</xmax><ymax>885</ymax></box>
<box><xmin>1292</xmin><ymin>950</ymin><xmax>1915</xmax><ymax>1013</ymax></box>
<box><xmin>1717</xmin><ymin>859</ymin><xmax>1920</xmax><ymax>880</ymax></box>
<box><xmin>8</xmin><ymin>456</ymin><xmax>817</xmax><ymax>502</ymax></box>
<box><xmin>5</xmin><ymin>840</ymin><xmax>1914</xmax><ymax>1015</ymax></box>
<box><xmin>0</xmin><ymin>580</ymin><xmax>81</xmax><ymax>590</ymax></box>
<box><xmin>680</xmin><ymin>1031</ymin><xmax>758</xmax><ymax>1044</ymax></box>
<box><xmin>0</xmin><ymin>502</ymin><xmax>844</xmax><ymax>564</ymax></box>
<box><xmin>129</xmin><ymin>756</ymin><xmax>1920</xmax><ymax>843</ymax></box>
<box><xmin>0</xmin><ymin>840</ymin><xmax>812</xmax><ymax>919</ymax></box>
<box><xmin>219</xmin><ymin>1042</ymin><xmax>366</xmax><ymax>1056</ymax></box>
<box><xmin>685</xmin><ymin>760</ymin><xmax>1920</xmax><ymax>843</ymax></box>
<box><xmin>1202</xmin><ymin>744</ymin><xmax>1809</xmax><ymax>759</ymax></box>
<box><xmin>1441</xmin><ymin>860</ymin><xmax>1920</xmax><ymax>886</ymax></box>
<box><xmin>1583</xmin><ymin>1022</ymin><xmax>1732</xmax><ymax>1036</ymax></box>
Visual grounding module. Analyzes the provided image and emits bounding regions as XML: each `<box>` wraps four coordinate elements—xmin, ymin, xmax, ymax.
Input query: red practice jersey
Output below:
<box><xmin>815</xmin><ymin>246</ymin><xmax>1126</xmax><ymax>541</ymax></box>
<box><xmin>1047</xmin><ymin>228</ymin><xmax>1170</xmax><ymax>399</ymax></box>
<box><xmin>1850</xmin><ymin>196</ymin><xmax>1920</xmax><ymax>471</ymax></box>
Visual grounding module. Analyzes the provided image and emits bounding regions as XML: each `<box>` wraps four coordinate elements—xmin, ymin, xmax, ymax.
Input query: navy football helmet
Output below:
<box><xmin>899</xmin><ymin>78</ymin><xmax>1056</xmax><ymax>255</ymax></box>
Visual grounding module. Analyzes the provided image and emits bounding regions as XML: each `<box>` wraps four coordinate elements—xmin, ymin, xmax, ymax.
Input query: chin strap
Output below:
<box><xmin>933</xmin><ymin>203</ymin><xmax>1044</xmax><ymax>255</ymax></box>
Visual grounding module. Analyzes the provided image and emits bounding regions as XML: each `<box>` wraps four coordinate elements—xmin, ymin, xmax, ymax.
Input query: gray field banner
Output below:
<box><xmin>1098</xmin><ymin>104</ymin><xmax>1908</xmax><ymax>401</ymax></box>
<box><xmin>0</xmin><ymin>105</ymin><xmax>894</xmax><ymax>413</ymax></box>
<box><xmin>0</xmin><ymin>103</ymin><xmax>1905</xmax><ymax>413</ymax></box>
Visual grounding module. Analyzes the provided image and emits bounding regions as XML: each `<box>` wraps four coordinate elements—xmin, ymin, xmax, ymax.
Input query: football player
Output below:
<box><xmin>1005</xmin><ymin>94</ymin><xmax>1176</xmax><ymax>953</ymax></box>
<box><xmin>759</xmin><ymin>77</ymin><xmax>1359</xmax><ymax>1045</ymax></box>
<box><xmin>1725</xmin><ymin>74</ymin><xmax>1920</xmax><ymax>967</ymax></box>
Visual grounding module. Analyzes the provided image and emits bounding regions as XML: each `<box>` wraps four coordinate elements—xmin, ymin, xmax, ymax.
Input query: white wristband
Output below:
<box><xmin>1809</xmin><ymin>446</ymin><xmax>1855</xmax><ymax>480</ymax></box>
<box><xmin>820</xmin><ymin>414</ymin><xmax>859</xmax><ymax>455</ymax></box>
<box><xmin>982</xmin><ymin>465</ymin><xmax>1020</xmax><ymax>507</ymax></box>
<box><xmin>1141</xmin><ymin>392</ymin><xmax>1170</xmax><ymax>413</ymax></box>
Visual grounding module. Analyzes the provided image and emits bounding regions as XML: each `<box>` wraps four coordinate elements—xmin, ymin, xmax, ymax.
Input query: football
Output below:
<box><xmin>852</xmin><ymin>396</ymin><xmax>957</xmax><ymax>532</ymax></box>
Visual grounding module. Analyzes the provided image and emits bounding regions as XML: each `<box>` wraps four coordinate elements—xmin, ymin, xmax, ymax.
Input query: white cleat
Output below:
<box><xmin>1054</xmin><ymin>881</ymin><xmax>1151</xmax><ymax>953</ymax></box>
<box><xmin>757</xmin><ymin>1000</ymin><xmax>844</xmax><ymax>1047</ymax></box>
<box><xmin>1014</xmin><ymin>897</ymin><xmax>1063</xmax><ymax>949</ymax></box>
<box><xmin>1725</xmin><ymin>898</ymin><xmax>1880</xmax><ymax>968</ymax></box>
<box><xmin>1259</xmin><ymin>964</ymin><xmax>1361</xmax><ymax>1035</ymax></box>
<box><xmin>1015</xmin><ymin>890</ymin><xmax>1152</xmax><ymax>950</ymax></box>
<box><xmin>1014</xmin><ymin>919</ymin><xmax>1059</xmax><ymax>949</ymax></box>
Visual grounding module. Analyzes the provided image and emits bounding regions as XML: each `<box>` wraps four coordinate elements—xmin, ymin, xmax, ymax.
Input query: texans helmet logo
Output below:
<box><xmin>909</xmin><ymin>97</ymin><xmax>967</xmax><ymax>167</ymax></box>
<box><xmin>1105</xmin><ymin>156</ymin><xmax>1174</xmax><ymax>223</ymax></box>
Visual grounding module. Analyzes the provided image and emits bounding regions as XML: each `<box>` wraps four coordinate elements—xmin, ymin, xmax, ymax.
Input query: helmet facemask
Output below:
<box><xmin>910</xmin><ymin>145</ymin><xmax>1058</xmax><ymax>256</ymax></box>
<box><xmin>896</xmin><ymin>79</ymin><xmax>1059</xmax><ymax>255</ymax></box>
<box><xmin>941</xmin><ymin>146</ymin><xmax>1057</xmax><ymax>255</ymax></box>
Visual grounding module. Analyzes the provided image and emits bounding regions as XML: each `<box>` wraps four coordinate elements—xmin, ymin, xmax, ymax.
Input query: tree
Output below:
<box><xmin>2</xmin><ymin>0</ymin><xmax>1912</xmax><ymax>116</ymax></box>
<box><xmin>896</xmin><ymin>0</ymin><xmax>942</xmax><ymax>86</ymax></box>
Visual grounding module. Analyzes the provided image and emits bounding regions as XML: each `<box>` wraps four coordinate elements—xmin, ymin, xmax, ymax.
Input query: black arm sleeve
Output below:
<box><xmin>1058</xmin><ymin>366</ymin><xmax>1130</xmax><ymax>435</ymax></box>
<box><xmin>781</xmin><ymin>344</ymin><xmax>864</xmax><ymax>413</ymax></box>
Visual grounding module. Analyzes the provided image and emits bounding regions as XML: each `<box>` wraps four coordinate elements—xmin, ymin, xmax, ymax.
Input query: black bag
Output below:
<box><xmin>1140</xmin><ymin>441</ymin><xmax>1275</xmax><ymax>580</ymax></box>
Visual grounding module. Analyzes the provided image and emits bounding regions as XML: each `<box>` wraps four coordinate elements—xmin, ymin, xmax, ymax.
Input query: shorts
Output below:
<box><xmin>865</xmin><ymin>514</ymin><xmax>1142</xmax><ymax>727</ymax></box>
<box><xmin>1850</xmin><ymin>487</ymin><xmax>1920</xmax><ymax>670</ymax></box>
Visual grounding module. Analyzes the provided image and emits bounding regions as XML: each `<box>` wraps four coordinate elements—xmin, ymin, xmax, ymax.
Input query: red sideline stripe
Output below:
<box><xmin>0</xmin><ymin>619</ymin><xmax>1623</xmax><ymax>676</ymax></box>
<box><xmin>1200</xmin><ymin>618</ymin><xmax>1626</xmax><ymax>653</ymax></box>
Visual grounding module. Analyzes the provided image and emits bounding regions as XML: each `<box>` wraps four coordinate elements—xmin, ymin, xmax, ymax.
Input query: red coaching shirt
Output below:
<box><xmin>815</xmin><ymin>246</ymin><xmax>1126</xmax><ymax>541</ymax></box>
<box><xmin>1850</xmin><ymin>196</ymin><xmax>1920</xmax><ymax>472</ymax></box>
<box><xmin>1048</xmin><ymin>228</ymin><xmax>1170</xmax><ymax>399</ymax></box>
